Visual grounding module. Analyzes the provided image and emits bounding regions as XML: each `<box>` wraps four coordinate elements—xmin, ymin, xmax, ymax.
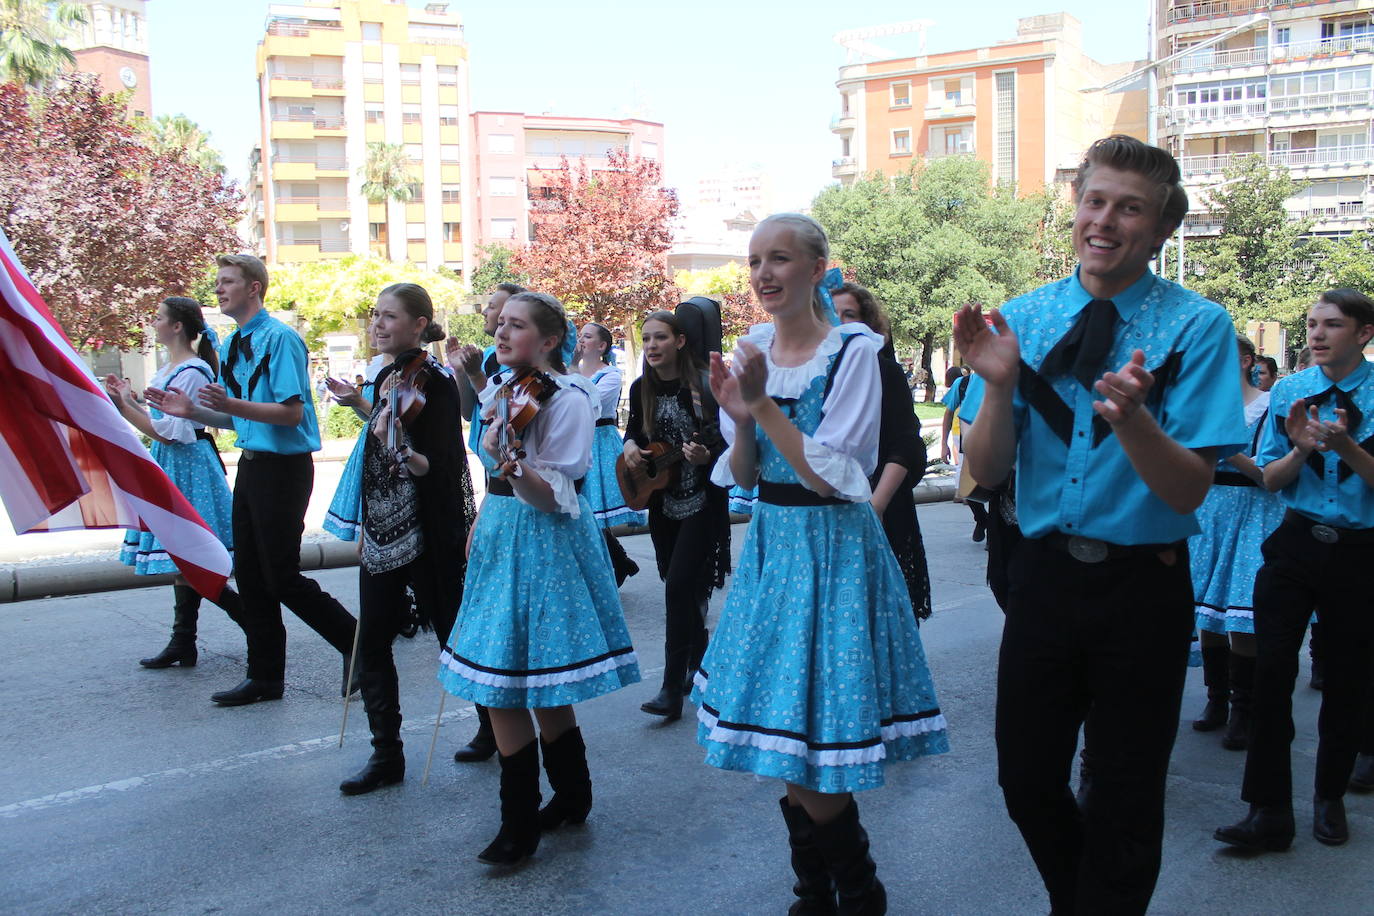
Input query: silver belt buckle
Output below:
<box><xmin>241</xmin><ymin>449</ymin><xmax>256</xmax><ymax>461</ymax></box>
<box><xmin>1067</xmin><ymin>536</ymin><xmax>1110</xmax><ymax>564</ymax></box>
<box><xmin>1310</xmin><ymin>524</ymin><xmax>1339</xmax><ymax>544</ymax></box>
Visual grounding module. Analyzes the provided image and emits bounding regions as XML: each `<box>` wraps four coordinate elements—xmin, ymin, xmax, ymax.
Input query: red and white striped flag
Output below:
<box><xmin>0</xmin><ymin>228</ymin><xmax>231</xmax><ymax>599</ymax></box>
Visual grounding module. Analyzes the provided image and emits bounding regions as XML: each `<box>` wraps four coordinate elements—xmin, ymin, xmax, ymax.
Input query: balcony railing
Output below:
<box><xmin>1165</xmin><ymin>0</ymin><xmax>1312</xmax><ymax>27</ymax></box>
<box><xmin>266</xmin><ymin>21</ymin><xmax>342</xmax><ymax>38</ymax></box>
<box><xmin>1291</xmin><ymin>201</ymin><xmax>1368</xmax><ymax>221</ymax></box>
<box><xmin>269</xmin><ymin>74</ymin><xmax>345</xmax><ymax>90</ymax></box>
<box><xmin>1179</xmin><ymin>146</ymin><xmax>1374</xmax><ymax>176</ymax></box>
<box><xmin>832</xmin><ymin>157</ymin><xmax>857</xmax><ymax>172</ymax></box>
<box><xmin>319</xmin><ymin>238</ymin><xmax>351</xmax><ymax>253</ymax></box>
<box><xmin>274</xmin><ymin>113</ymin><xmax>347</xmax><ymax>130</ymax></box>
<box><xmin>271</xmin><ymin>154</ymin><xmax>347</xmax><ymax>170</ymax></box>
<box><xmin>276</xmin><ymin>196</ymin><xmax>349</xmax><ymax>211</ymax></box>
<box><xmin>1168</xmin><ymin>90</ymin><xmax>1371</xmax><ymax>126</ymax></box>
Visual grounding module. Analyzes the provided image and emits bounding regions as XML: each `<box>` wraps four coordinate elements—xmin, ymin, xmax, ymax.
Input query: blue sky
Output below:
<box><xmin>148</xmin><ymin>1</ymin><xmax>1150</xmax><ymax>210</ymax></box>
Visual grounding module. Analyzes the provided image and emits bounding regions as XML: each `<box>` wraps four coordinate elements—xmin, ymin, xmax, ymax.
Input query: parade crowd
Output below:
<box><xmin>97</xmin><ymin>135</ymin><xmax>1374</xmax><ymax>916</ymax></box>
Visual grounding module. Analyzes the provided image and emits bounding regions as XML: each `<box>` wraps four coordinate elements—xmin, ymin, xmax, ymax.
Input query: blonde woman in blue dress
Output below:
<box><xmin>437</xmin><ymin>292</ymin><xmax>640</xmax><ymax>866</ymax></box>
<box><xmin>105</xmin><ymin>297</ymin><xmax>243</xmax><ymax>668</ymax></box>
<box><xmin>701</xmin><ymin>214</ymin><xmax>948</xmax><ymax>913</ymax></box>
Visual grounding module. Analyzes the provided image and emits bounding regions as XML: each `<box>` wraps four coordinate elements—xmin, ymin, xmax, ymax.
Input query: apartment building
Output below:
<box><xmin>831</xmin><ymin>14</ymin><xmax>1147</xmax><ymax>191</ymax></box>
<box><xmin>69</xmin><ymin>0</ymin><xmax>152</xmax><ymax>118</ymax></box>
<box><xmin>1157</xmin><ymin>0</ymin><xmax>1374</xmax><ymax>238</ymax></box>
<box><xmin>254</xmin><ymin>0</ymin><xmax>474</xmax><ymax>273</ymax></box>
<box><xmin>469</xmin><ymin>112</ymin><xmax>664</xmax><ymax>251</ymax></box>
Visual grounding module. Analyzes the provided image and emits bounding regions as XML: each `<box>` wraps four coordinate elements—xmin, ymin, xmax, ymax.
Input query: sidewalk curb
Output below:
<box><xmin>0</xmin><ymin>481</ymin><xmax>957</xmax><ymax>603</ymax></box>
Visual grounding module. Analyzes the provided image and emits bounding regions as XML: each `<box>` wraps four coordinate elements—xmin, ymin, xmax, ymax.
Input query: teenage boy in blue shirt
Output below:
<box><xmin>955</xmin><ymin>136</ymin><xmax>1248</xmax><ymax>915</ymax></box>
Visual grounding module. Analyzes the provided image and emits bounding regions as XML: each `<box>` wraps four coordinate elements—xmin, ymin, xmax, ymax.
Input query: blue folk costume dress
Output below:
<box><xmin>694</xmin><ymin>322</ymin><xmax>948</xmax><ymax>793</ymax></box>
<box><xmin>1189</xmin><ymin>391</ymin><xmax>1286</xmax><ymax>635</ymax></box>
<box><xmin>580</xmin><ymin>363</ymin><xmax>646</xmax><ymax>529</ymax></box>
<box><xmin>438</xmin><ymin>373</ymin><xmax>641</xmax><ymax>708</ymax></box>
<box><xmin>121</xmin><ymin>358</ymin><xmax>235</xmax><ymax>573</ymax></box>
<box><xmin>323</xmin><ymin>362</ymin><xmax>386</xmax><ymax>541</ymax></box>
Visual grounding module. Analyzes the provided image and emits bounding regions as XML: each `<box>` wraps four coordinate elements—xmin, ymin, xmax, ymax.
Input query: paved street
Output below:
<box><xmin>0</xmin><ymin>502</ymin><xmax>1367</xmax><ymax>915</ymax></box>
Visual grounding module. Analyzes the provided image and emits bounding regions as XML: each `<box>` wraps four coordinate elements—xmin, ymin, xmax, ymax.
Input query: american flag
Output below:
<box><xmin>0</xmin><ymin>228</ymin><xmax>231</xmax><ymax>599</ymax></box>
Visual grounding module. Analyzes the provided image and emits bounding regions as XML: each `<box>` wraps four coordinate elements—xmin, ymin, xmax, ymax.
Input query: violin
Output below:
<box><xmin>380</xmin><ymin>352</ymin><xmax>434</xmax><ymax>477</ymax></box>
<box><xmin>489</xmin><ymin>367</ymin><xmax>560</xmax><ymax>479</ymax></box>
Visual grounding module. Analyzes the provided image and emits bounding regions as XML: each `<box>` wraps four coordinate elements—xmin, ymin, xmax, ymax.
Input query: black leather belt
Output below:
<box><xmin>486</xmin><ymin>476</ymin><xmax>584</xmax><ymax>498</ymax></box>
<box><xmin>757</xmin><ymin>480</ymin><xmax>848</xmax><ymax>507</ymax></box>
<box><xmin>1283</xmin><ymin>509</ymin><xmax>1374</xmax><ymax>545</ymax></box>
<box><xmin>595</xmin><ymin>417</ymin><xmax>617</xmax><ymax>428</ymax></box>
<box><xmin>1213</xmin><ymin>470</ymin><xmax>1258</xmax><ymax>488</ymax></box>
<box><xmin>1037</xmin><ymin>533</ymin><xmax>1184</xmax><ymax>564</ymax></box>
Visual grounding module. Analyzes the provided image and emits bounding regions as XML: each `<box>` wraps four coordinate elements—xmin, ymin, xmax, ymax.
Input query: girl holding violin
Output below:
<box><xmin>623</xmin><ymin>310</ymin><xmax>730</xmax><ymax>722</ymax></box>
<box><xmin>438</xmin><ymin>291</ymin><xmax>640</xmax><ymax>866</ymax></box>
<box><xmin>339</xmin><ymin>283</ymin><xmax>477</xmax><ymax>795</ymax></box>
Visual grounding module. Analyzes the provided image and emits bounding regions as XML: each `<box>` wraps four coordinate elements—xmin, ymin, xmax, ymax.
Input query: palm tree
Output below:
<box><xmin>0</xmin><ymin>0</ymin><xmax>86</xmax><ymax>87</ymax></box>
<box><xmin>148</xmin><ymin>113</ymin><xmax>226</xmax><ymax>176</ymax></box>
<box><xmin>359</xmin><ymin>141</ymin><xmax>413</xmax><ymax>261</ymax></box>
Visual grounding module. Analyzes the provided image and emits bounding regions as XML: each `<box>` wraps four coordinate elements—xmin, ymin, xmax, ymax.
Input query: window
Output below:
<box><xmin>841</xmin><ymin>136</ymin><xmax>851</xmax><ymax>157</ymax></box>
<box><xmin>441</xmin><ymin>183</ymin><xmax>461</xmax><ymax>203</ymax></box>
<box><xmin>1274</xmin><ymin>26</ymin><xmax>1291</xmax><ymax>45</ymax></box>
<box><xmin>436</xmin><ymin>65</ymin><xmax>459</xmax><ymax>85</ymax></box>
<box><xmin>929</xmin><ymin>76</ymin><xmax>975</xmax><ymax>109</ymax></box>
<box><xmin>402</xmin><ymin>103</ymin><xmax>422</xmax><ymax>125</ymax></box>
<box><xmin>488</xmin><ymin>133</ymin><xmax>515</xmax><ymax>154</ymax></box>
<box><xmin>406</xmin><ymin>222</ymin><xmax>426</xmax><ymax>241</ymax></box>
<box><xmin>993</xmin><ymin>71</ymin><xmax>1016</xmax><ymax>184</ymax></box>
<box><xmin>404</xmin><ymin>143</ymin><xmax>423</xmax><ymax>161</ymax></box>
<box><xmin>439</xmin><ymin>105</ymin><xmax>460</xmax><ymax>127</ymax></box>
<box><xmin>489</xmin><ymin>177</ymin><xmax>517</xmax><ymax>196</ymax></box>
<box><xmin>491</xmin><ymin>218</ymin><xmax>517</xmax><ymax>239</ymax></box>
<box><xmin>641</xmin><ymin>141</ymin><xmax>658</xmax><ymax>160</ymax></box>
<box><xmin>400</xmin><ymin>63</ymin><xmax>421</xmax><ymax>85</ymax></box>
<box><xmin>364</xmin><ymin>103</ymin><xmax>384</xmax><ymax>124</ymax></box>
<box><xmin>890</xmin><ymin>81</ymin><xmax>911</xmax><ymax>108</ymax></box>
<box><xmin>841</xmin><ymin>92</ymin><xmax>850</xmax><ymax>116</ymax></box>
<box><xmin>361</xmin><ymin>22</ymin><xmax>381</xmax><ymax>43</ymax></box>
<box><xmin>1341</xmin><ymin>21</ymin><xmax>1372</xmax><ymax>39</ymax></box>
<box><xmin>1321</xmin><ymin>22</ymin><xmax>1336</xmax><ymax>41</ymax></box>
<box><xmin>363</xmin><ymin>61</ymin><xmax>383</xmax><ymax>84</ymax></box>
<box><xmin>891</xmin><ymin>128</ymin><xmax>912</xmax><ymax>155</ymax></box>
<box><xmin>440</xmin><ymin>144</ymin><xmax>461</xmax><ymax>162</ymax></box>
<box><xmin>442</xmin><ymin>222</ymin><xmax>461</xmax><ymax>243</ymax></box>
<box><xmin>930</xmin><ymin>125</ymin><xmax>973</xmax><ymax>157</ymax></box>
<box><xmin>368</xmin><ymin>222</ymin><xmax>387</xmax><ymax>242</ymax></box>
<box><xmin>407</xmin><ymin>182</ymin><xmax>423</xmax><ymax>203</ymax></box>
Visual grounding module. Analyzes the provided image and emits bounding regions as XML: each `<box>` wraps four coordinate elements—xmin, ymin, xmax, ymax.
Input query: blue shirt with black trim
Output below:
<box><xmin>466</xmin><ymin>344</ymin><xmax>500</xmax><ymax>456</ymax></box>
<box><xmin>960</xmin><ymin>267</ymin><xmax>1248</xmax><ymax>544</ymax></box>
<box><xmin>218</xmin><ymin>308</ymin><xmax>320</xmax><ymax>455</ymax></box>
<box><xmin>1256</xmin><ymin>360</ymin><xmax>1374</xmax><ymax>529</ymax></box>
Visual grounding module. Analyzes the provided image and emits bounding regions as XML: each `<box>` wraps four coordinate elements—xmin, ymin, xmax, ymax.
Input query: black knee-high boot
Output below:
<box><xmin>140</xmin><ymin>584</ymin><xmax>200</xmax><ymax>668</ymax></box>
<box><xmin>602</xmin><ymin>530</ymin><xmax>640</xmax><ymax>587</ymax></box>
<box><xmin>455</xmin><ymin>704</ymin><xmax>498</xmax><ymax>762</ymax></box>
<box><xmin>340</xmin><ymin>670</ymin><xmax>405</xmax><ymax>795</ymax></box>
<box><xmin>812</xmin><ymin>800</ymin><xmax>886</xmax><ymax>915</ymax></box>
<box><xmin>1193</xmin><ymin>643</ymin><xmax>1230</xmax><ymax>731</ymax></box>
<box><xmin>779</xmin><ymin>798</ymin><xmax>838</xmax><ymax>915</ymax></box>
<box><xmin>477</xmin><ymin>740</ymin><xmax>541</xmax><ymax>866</ymax></box>
<box><xmin>1223</xmin><ymin>653</ymin><xmax>1256</xmax><ymax>751</ymax></box>
<box><xmin>538</xmin><ymin>727</ymin><xmax>592</xmax><ymax>830</ymax></box>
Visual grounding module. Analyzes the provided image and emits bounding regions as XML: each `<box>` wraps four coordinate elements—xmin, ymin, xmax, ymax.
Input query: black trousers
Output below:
<box><xmin>646</xmin><ymin>493</ymin><xmax>719</xmax><ymax>691</ymax></box>
<box><xmin>1242</xmin><ymin>518</ymin><xmax>1374</xmax><ymax>805</ymax></box>
<box><xmin>997</xmin><ymin>537</ymin><xmax>1193</xmax><ymax>916</ymax></box>
<box><xmin>356</xmin><ymin>557</ymin><xmax>458</xmax><ymax>750</ymax></box>
<box><xmin>232</xmin><ymin>452</ymin><xmax>356</xmax><ymax>681</ymax></box>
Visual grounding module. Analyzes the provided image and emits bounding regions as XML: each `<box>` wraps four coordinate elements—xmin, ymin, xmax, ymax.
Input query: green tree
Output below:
<box><xmin>358</xmin><ymin>141</ymin><xmax>413</xmax><ymax>262</ymax></box>
<box><xmin>1316</xmin><ymin>231</ymin><xmax>1374</xmax><ymax>293</ymax></box>
<box><xmin>812</xmin><ymin>157</ymin><xmax>1046</xmax><ymax>399</ymax></box>
<box><xmin>0</xmin><ymin>0</ymin><xmax>85</xmax><ymax>87</ymax></box>
<box><xmin>469</xmin><ymin>242</ymin><xmax>528</xmax><ymax>294</ymax></box>
<box><xmin>1187</xmin><ymin>155</ymin><xmax>1320</xmax><ymax>337</ymax></box>
<box><xmin>1037</xmin><ymin>190</ymin><xmax>1077</xmax><ymax>286</ymax></box>
<box><xmin>146</xmin><ymin>113</ymin><xmax>225</xmax><ymax>176</ymax></box>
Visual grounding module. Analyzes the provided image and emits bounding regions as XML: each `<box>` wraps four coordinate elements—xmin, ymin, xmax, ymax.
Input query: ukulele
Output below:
<box><xmin>615</xmin><ymin>424</ymin><xmax>725</xmax><ymax>511</ymax></box>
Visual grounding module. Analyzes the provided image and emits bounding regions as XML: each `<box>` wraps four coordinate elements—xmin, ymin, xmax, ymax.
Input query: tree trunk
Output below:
<box><xmin>920</xmin><ymin>332</ymin><xmax>937</xmax><ymax>402</ymax></box>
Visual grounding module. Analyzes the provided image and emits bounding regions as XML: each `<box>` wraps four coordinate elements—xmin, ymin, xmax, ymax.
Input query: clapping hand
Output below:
<box><xmin>325</xmin><ymin>376</ymin><xmax>360</xmax><ymax>406</ymax></box>
<box><xmin>1285</xmin><ymin>402</ymin><xmax>1326</xmax><ymax>453</ymax></box>
<box><xmin>145</xmin><ymin>385</ymin><xmax>193</xmax><ymax>417</ymax></box>
<box><xmin>448</xmin><ymin>340</ymin><xmax>483</xmax><ymax>376</ymax></box>
<box><xmin>952</xmin><ymin>304</ymin><xmax>1019</xmax><ymax>388</ymax></box>
<box><xmin>1093</xmin><ymin>350</ymin><xmax>1155</xmax><ymax>427</ymax></box>
<box><xmin>198</xmin><ymin>383</ymin><xmax>229</xmax><ymax>412</ymax></box>
<box><xmin>103</xmin><ymin>374</ymin><xmax>133</xmax><ymax>405</ymax></box>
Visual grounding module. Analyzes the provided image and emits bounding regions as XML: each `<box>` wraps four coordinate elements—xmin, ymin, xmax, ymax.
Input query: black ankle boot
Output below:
<box><xmin>538</xmin><ymin>727</ymin><xmax>592</xmax><ymax>830</ymax></box>
<box><xmin>1222</xmin><ymin>654</ymin><xmax>1255</xmax><ymax>751</ymax></box>
<box><xmin>341</xmin><ymin>670</ymin><xmax>405</xmax><ymax>795</ymax></box>
<box><xmin>455</xmin><ymin>705</ymin><xmax>498</xmax><ymax>763</ymax></box>
<box><xmin>779</xmin><ymin>797</ymin><xmax>838</xmax><ymax>916</ymax></box>
<box><xmin>210</xmin><ymin>678</ymin><xmax>284</xmax><ymax>706</ymax></box>
<box><xmin>640</xmin><ymin>686</ymin><xmax>683</xmax><ymax>720</ymax></box>
<box><xmin>1192</xmin><ymin>644</ymin><xmax>1229</xmax><ymax>731</ymax></box>
<box><xmin>477</xmin><ymin>740</ymin><xmax>541</xmax><ymax>866</ymax></box>
<box><xmin>140</xmin><ymin>585</ymin><xmax>200</xmax><ymax>668</ymax></box>
<box><xmin>813</xmin><ymin>800</ymin><xmax>886</xmax><ymax>915</ymax></box>
<box><xmin>1214</xmin><ymin>804</ymin><xmax>1295</xmax><ymax>852</ymax></box>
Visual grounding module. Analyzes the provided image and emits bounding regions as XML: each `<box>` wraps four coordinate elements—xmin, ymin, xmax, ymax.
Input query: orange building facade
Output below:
<box><xmin>831</xmin><ymin>14</ymin><xmax>1147</xmax><ymax>192</ymax></box>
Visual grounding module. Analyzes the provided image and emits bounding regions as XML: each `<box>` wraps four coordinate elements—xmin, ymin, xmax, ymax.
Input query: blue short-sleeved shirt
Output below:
<box><xmin>1255</xmin><ymin>360</ymin><xmax>1374</xmax><ymax>528</ymax></box>
<box><xmin>960</xmin><ymin>268</ymin><xmax>1248</xmax><ymax>544</ymax></box>
<box><xmin>466</xmin><ymin>344</ymin><xmax>499</xmax><ymax>455</ymax></box>
<box><xmin>218</xmin><ymin>309</ymin><xmax>320</xmax><ymax>454</ymax></box>
<box><xmin>941</xmin><ymin>376</ymin><xmax>967</xmax><ymax>412</ymax></box>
